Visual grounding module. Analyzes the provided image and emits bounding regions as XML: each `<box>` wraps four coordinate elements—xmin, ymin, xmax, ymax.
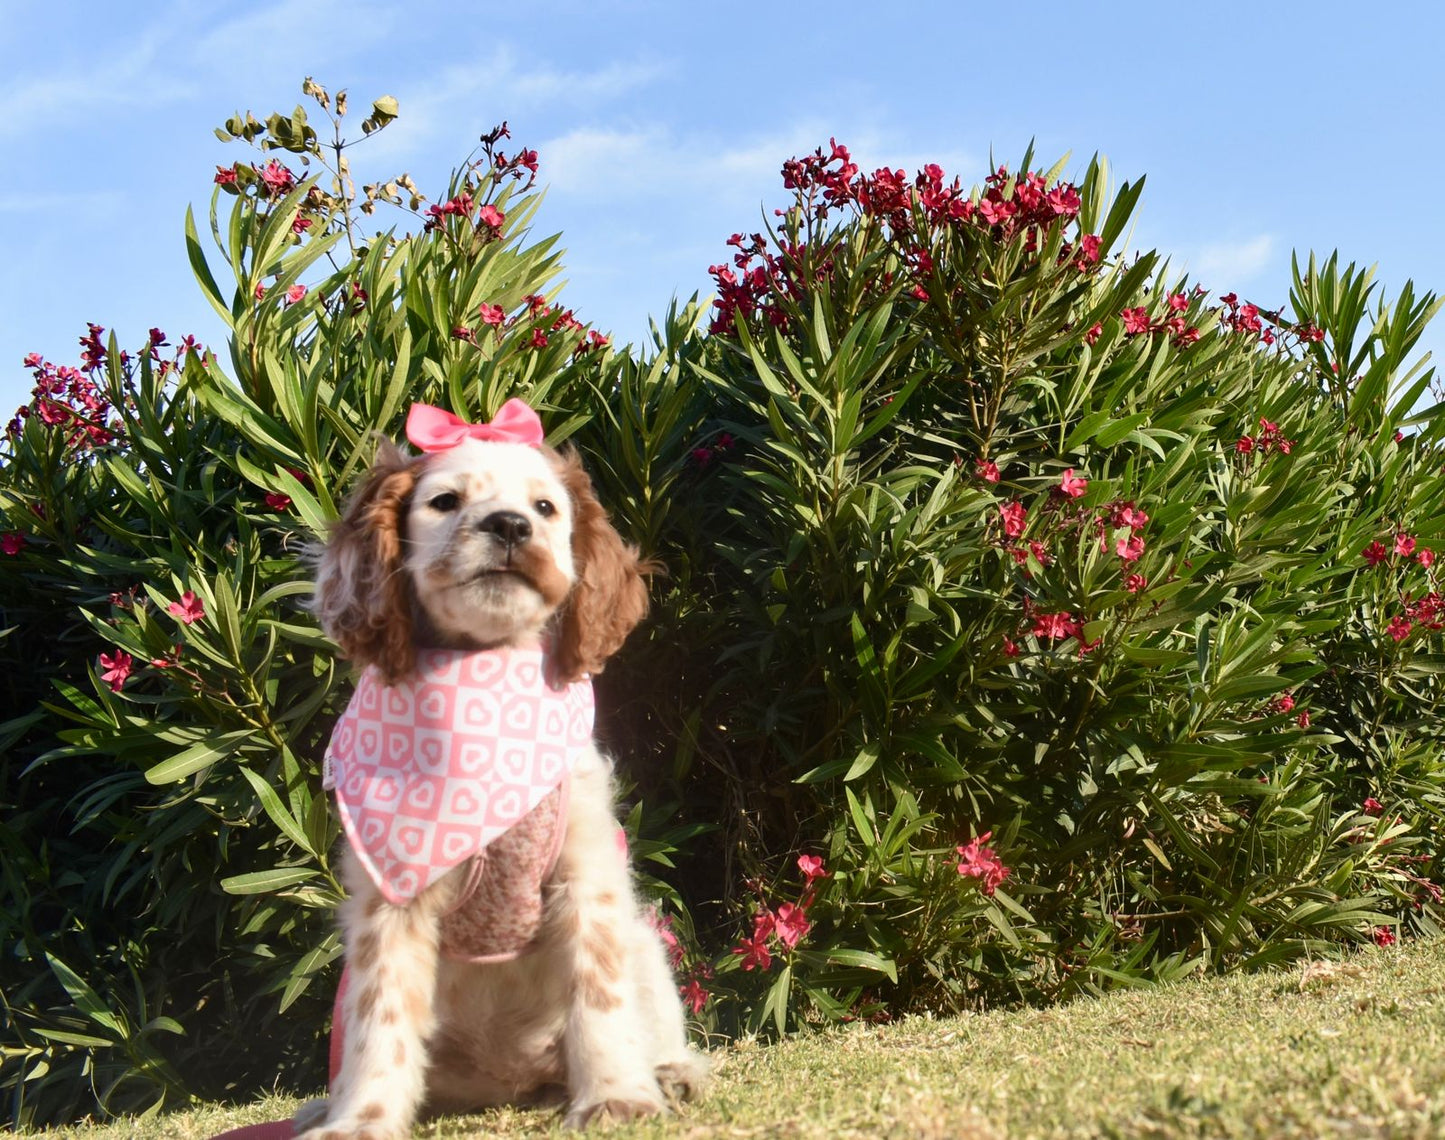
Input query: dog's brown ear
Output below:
<box><xmin>314</xmin><ymin>439</ymin><xmax>420</xmax><ymax>682</ymax></box>
<box><xmin>550</xmin><ymin>449</ymin><xmax>655</xmax><ymax>684</ymax></box>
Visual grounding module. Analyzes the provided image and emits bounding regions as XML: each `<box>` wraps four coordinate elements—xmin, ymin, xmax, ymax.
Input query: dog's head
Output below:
<box><xmin>314</xmin><ymin>403</ymin><xmax>651</xmax><ymax>685</ymax></box>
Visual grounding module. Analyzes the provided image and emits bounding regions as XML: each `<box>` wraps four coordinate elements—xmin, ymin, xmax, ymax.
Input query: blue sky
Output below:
<box><xmin>5</xmin><ymin>0</ymin><xmax>1443</xmax><ymax>417</ymax></box>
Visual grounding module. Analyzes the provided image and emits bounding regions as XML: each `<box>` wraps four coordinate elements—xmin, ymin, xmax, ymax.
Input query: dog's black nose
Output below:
<box><xmin>477</xmin><ymin>510</ymin><xmax>533</xmax><ymax>546</ymax></box>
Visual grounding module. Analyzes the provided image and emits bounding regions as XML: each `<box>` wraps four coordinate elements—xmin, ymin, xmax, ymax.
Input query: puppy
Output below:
<box><xmin>296</xmin><ymin>401</ymin><xmax>707</xmax><ymax>1139</ymax></box>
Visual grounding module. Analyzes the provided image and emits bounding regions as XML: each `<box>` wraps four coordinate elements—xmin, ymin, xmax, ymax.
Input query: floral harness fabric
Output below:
<box><xmin>323</xmin><ymin>647</ymin><xmax>594</xmax><ymax>961</ymax></box>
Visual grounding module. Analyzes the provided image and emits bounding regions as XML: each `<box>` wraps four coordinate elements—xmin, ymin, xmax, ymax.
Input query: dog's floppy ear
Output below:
<box><xmin>314</xmin><ymin>439</ymin><xmax>420</xmax><ymax>682</ymax></box>
<box><xmin>550</xmin><ymin>448</ymin><xmax>654</xmax><ymax>684</ymax></box>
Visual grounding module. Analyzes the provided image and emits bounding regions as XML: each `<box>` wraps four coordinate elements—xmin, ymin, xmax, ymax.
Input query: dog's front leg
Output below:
<box><xmin>556</xmin><ymin>758</ymin><xmax>667</xmax><ymax>1128</ymax></box>
<box><xmin>296</xmin><ymin>852</ymin><xmax>445</xmax><ymax>1140</ymax></box>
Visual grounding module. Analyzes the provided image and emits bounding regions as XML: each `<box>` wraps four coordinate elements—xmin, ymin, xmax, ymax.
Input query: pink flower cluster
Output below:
<box><xmin>710</xmin><ymin>144</ymin><xmax>1098</xmax><ymax>336</ymax></box>
<box><xmin>1362</xmin><ymin>533</ymin><xmax>1435</xmax><ymax>570</ymax></box>
<box><xmin>94</xmin><ymin>590</ymin><xmax>211</xmax><ymax>693</ymax></box>
<box><xmin>478</xmin><ymin>122</ymin><xmax>540</xmax><ymax>193</ymax></box>
<box><xmin>988</xmin><ymin>467</ymin><xmax>1156</xmax><ymax>654</ymax></box>
<box><xmin>424</xmin><ymin>193</ymin><xmax>506</xmax><ymax>237</ymax></box>
<box><xmin>1359</xmin><ymin>530</ymin><xmax>1439</xmax><ymax>644</ymax></box>
<box><xmin>8</xmin><ymin>327</ymin><xmax>208</xmax><ymax>464</ymax></box>
<box><xmin>1236</xmin><ymin>417</ymin><xmax>1294</xmax><ymax>457</ymax></box>
<box><xmin>645</xmin><ymin>909</ymin><xmax>714</xmax><ymax>1016</ymax></box>
<box><xmin>731</xmin><ymin>854</ymin><xmax>830</xmax><ymax>972</ymax></box>
<box><xmin>449</xmin><ymin>296</ymin><xmax>608</xmax><ymax>358</ymax></box>
<box><xmin>689</xmin><ymin>432</ymin><xmax>736</xmax><ymax>470</ymax></box>
<box><xmin>1120</xmin><ymin>292</ymin><xmax>1202</xmax><ymax>349</ymax></box>
<box><xmin>956</xmin><ymin>831</ymin><xmax>1010</xmax><ymax>896</ymax></box>
<box><xmin>11</xmin><ymin>351</ymin><xmax>115</xmax><ymax>449</ymax></box>
<box><xmin>1215</xmin><ymin>293</ymin><xmax>1325</xmax><ymax>351</ymax></box>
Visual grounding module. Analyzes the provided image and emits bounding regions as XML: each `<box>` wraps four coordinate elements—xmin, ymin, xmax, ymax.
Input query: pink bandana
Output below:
<box><xmin>323</xmin><ymin>647</ymin><xmax>594</xmax><ymax>905</ymax></box>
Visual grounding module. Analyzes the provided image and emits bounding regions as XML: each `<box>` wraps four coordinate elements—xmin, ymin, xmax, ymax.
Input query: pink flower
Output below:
<box><xmin>797</xmin><ymin>854</ymin><xmax>829</xmax><ymax>887</ymax></box>
<box><xmin>1002</xmin><ymin>637</ymin><xmax>1020</xmax><ymax>657</ymax></box>
<box><xmin>285</xmin><ymin>284</ymin><xmax>307</xmax><ymax>305</ymax></box>
<box><xmin>1111</xmin><ymin>502</ymin><xmax>1149</xmax><ymax>530</ymax></box>
<box><xmin>478</xmin><ymin>204</ymin><xmax>505</xmax><ymax>230</ymax></box>
<box><xmin>1125</xmin><ymin>573</ymin><xmax>1148</xmax><ymax>593</ymax></box>
<box><xmin>1084</xmin><ymin>321</ymin><xmax>1103</xmax><ymax>345</ymax></box>
<box><xmin>478</xmin><ymin>303</ymin><xmax>506</xmax><ymax>326</ymax></box>
<box><xmin>1395</xmin><ymin>534</ymin><xmax>1417</xmax><ymax>558</ymax></box>
<box><xmin>1362</xmin><ymin>541</ymin><xmax>1389</xmax><ymax>566</ymax></box>
<box><xmin>1045</xmin><ymin>184</ymin><xmax>1081</xmax><ymax>216</ymax></box>
<box><xmin>1115</xmin><ymin>534</ymin><xmax>1145</xmax><ymax>563</ymax></box>
<box><xmin>1236</xmin><ymin>436</ymin><xmax>1255</xmax><ymax>454</ymax></box>
<box><xmin>99</xmin><ymin>650</ymin><xmax>133</xmax><ymax>692</ymax></box>
<box><xmin>1363</xmin><ymin>797</ymin><xmax>1384</xmax><ymax>816</ymax></box>
<box><xmin>773</xmin><ymin>903</ymin><xmax>812</xmax><ymax>949</ymax></box>
<box><xmin>214</xmin><ymin>165</ymin><xmax>238</xmax><ymax>185</ymax></box>
<box><xmin>258</xmin><ymin>159</ymin><xmax>295</xmax><ymax>197</ymax></box>
<box><xmin>1296</xmin><ymin>709</ymin><xmax>1311</xmax><ymax>729</ymax></box>
<box><xmin>254</xmin><ymin>283</ymin><xmax>267</xmax><ymax>300</ymax></box>
<box><xmin>1058</xmin><ymin>469</ymin><xmax>1088</xmax><ymax>499</ymax></box>
<box><xmin>1000</xmin><ymin>501</ymin><xmax>1027</xmax><ymax>538</ymax></box>
<box><xmin>975</xmin><ymin>458</ymin><xmax>1000</xmax><ymax>483</ymax></box>
<box><xmin>265</xmin><ymin>491</ymin><xmax>293</xmax><ymax>512</ymax></box>
<box><xmin>1416</xmin><ymin>548</ymin><xmax>1435</xmax><ymax>569</ymax></box>
<box><xmin>1031</xmin><ymin>611</ymin><xmax>1081</xmax><ymax>641</ymax></box>
<box><xmin>529</xmin><ymin>329</ymin><xmax>549</xmax><ymax>349</ymax></box>
<box><xmin>1387</xmin><ymin>616</ymin><xmax>1413</xmax><ymax>642</ymax></box>
<box><xmin>956</xmin><ymin>831</ymin><xmax>1010</xmax><ymax>896</ymax></box>
<box><xmin>1121</xmin><ymin>307</ymin><xmax>1151</xmax><ymax>335</ymax></box>
<box><xmin>679</xmin><ymin>978</ymin><xmax>709</xmax><ymax>1015</ymax></box>
<box><xmin>167</xmin><ymin>591</ymin><xmax>205</xmax><ymax>625</ymax></box>
<box><xmin>1166</xmin><ymin>293</ymin><xmax>1189</xmax><ymax>312</ymax></box>
<box><xmin>732</xmin><ymin>929</ymin><xmax>772</xmax><ymax>972</ymax></box>
<box><xmin>1</xmin><ymin>533</ymin><xmax>24</xmax><ymax>556</ymax></box>
<box><xmin>1373</xmin><ymin>926</ymin><xmax>1396</xmax><ymax>947</ymax></box>
<box><xmin>646</xmin><ymin>909</ymin><xmax>685</xmax><ymax>969</ymax></box>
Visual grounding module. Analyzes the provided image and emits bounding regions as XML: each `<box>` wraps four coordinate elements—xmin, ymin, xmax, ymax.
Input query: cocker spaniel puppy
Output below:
<box><xmin>296</xmin><ymin>400</ymin><xmax>707</xmax><ymax>1139</ymax></box>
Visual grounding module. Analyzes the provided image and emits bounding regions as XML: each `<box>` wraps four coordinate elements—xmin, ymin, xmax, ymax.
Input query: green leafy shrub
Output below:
<box><xmin>649</xmin><ymin>145</ymin><xmax>1445</xmax><ymax>1032</ymax></box>
<box><xmin>2</xmin><ymin>85</ymin><xmax>1442</xmax><ymax>1125</ymax></box>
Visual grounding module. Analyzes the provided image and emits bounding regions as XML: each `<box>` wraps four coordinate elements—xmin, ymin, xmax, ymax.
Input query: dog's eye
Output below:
<box><xmin>429</xmin><ymin>491</ymin><xmax>461</xmax><ymax>513</ymax></box>
<box><xmin>534</xmin><ymin>498</ymin><xmax>557</xmax><ymax>518</ymax></box>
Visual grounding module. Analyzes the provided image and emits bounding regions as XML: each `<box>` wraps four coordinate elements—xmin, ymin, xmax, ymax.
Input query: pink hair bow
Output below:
<box><xmin>405</xmin><ymin>399</ymin><xmax>544</xmax><ymax>451</ymax></box>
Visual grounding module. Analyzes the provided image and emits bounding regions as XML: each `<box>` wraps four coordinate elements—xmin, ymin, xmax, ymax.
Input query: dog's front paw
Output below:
<box><xmin>655</xmin><ymin>1051</ymin><xmax>712</xmax><ymax>1104</ymax></box>
<box><xmin>563</xmin><ymin>1085</ymin><xmax>667</xmax><ymax>1129</ymax></box>
<box><xmin>291</xmin><ymin>1097</ymin><xmax>330</xmax><ymax>1133</ymax></box>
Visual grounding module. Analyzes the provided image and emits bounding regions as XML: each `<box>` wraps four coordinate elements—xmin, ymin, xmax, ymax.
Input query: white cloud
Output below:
<box><xmin>0</xmin><ymin>29</ymin><xmax>193</xmax><ymax>136</ymax></box>
<box><xmin>0</xmin><ymin>190</ymin><xmax>123</xmax><ymax>214</ymax></box>
<box><xmin>354</xmin><ymin>48</ymin><xmax>672</xmax><ymax>167</ymax></box>
<box><xmin>1193</xmin><ymin>234</ymin><xmax>1276</xmax><ymax>285</ymax></box>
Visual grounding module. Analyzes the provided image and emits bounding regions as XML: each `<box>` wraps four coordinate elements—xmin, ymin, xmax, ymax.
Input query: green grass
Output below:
<box><xmin>42</xmin><ymin>938</ymin><xmax>1445</xmax><ymax>1139</ymax></box>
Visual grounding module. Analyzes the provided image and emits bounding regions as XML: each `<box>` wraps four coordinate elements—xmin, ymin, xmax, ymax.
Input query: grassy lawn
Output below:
<box><xmin>43</xmin><ymin>938</ymin><xmax>1445</xmax><ymax>1139</ymax></box>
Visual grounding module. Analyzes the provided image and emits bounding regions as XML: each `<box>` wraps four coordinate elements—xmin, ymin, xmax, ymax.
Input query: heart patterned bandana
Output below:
<box><xmin>323</xmin><ymin>646</ymin><xmax>594</xmax><ymax>904</ymax></box>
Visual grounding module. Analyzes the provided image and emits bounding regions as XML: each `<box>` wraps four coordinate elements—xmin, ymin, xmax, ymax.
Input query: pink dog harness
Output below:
<box><xmin>324</xmin><ymin>646</ymin><xmax>594</xmax><ymax>959</ymax></box>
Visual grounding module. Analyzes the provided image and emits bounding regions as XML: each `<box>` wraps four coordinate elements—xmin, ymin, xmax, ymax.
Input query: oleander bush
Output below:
<box><xmin>1</xmin><ymin>82</ymin><xmax>1443</xmax><ymax>1126</ymax></box>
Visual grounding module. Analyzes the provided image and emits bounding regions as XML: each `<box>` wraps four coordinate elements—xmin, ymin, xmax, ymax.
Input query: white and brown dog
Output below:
<box><xmin>296</xmin><ymin>400</ymin><xmax>707</xmax><ymax>1139</ymax></box>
